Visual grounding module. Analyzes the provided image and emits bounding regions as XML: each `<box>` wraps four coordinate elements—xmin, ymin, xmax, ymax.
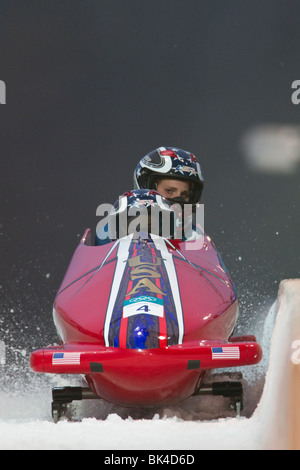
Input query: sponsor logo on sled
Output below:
<box><xmin>52</xmin><ymin>352</ymin><xmax>81</xmax><ymax>365</ymax></box>
<box><xmin>211</xmin><ymin>346</ymin><xmax>240</xmax><ymax>359</ymax></box>
<box><xmin>123</xmin><ymin>295</ymin><xmax>164</xmax><ymax>318</ymax></box>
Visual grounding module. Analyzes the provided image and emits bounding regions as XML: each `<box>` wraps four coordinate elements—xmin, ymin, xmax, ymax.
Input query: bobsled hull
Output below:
<box><xmin>30</xmin><ymin>229</ymin><xmax>262</xmax><ymax>408</ymax></box>
<box><xmin>30</xmin><ymin>341</ymin><xmax>261</xmax><ymax>407</ymax></box>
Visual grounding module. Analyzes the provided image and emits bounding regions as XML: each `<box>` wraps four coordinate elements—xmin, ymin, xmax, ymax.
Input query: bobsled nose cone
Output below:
<box><xmin>133</xmin><ymin>326</ymin><xmax>149</xmax><ymax>349</ymax></box>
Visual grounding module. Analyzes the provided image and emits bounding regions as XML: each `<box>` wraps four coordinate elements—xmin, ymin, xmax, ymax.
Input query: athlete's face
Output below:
<box><xmin>156</xmin><ymin>178</ymin><xmax>190</xmax><ymax>202</ymax></box>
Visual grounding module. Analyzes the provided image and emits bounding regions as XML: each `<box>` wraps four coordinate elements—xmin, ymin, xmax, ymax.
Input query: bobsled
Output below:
<box><xmin>30</xmin><ymin>191</ymin><xmax>262</xmax><ymax>422</ymax></box>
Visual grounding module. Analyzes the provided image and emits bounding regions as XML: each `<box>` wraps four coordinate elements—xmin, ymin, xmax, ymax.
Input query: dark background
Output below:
<box><xmin>0</xmin><ymin>0</ymin><xmax>299</xmax><ymax>353</ymax></box>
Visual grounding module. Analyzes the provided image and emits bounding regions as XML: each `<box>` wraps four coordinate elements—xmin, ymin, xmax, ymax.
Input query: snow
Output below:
<box><xmin>0</xmin><ymin>279</ymin><xmax>299</xmax><ymax>450</ymax></box>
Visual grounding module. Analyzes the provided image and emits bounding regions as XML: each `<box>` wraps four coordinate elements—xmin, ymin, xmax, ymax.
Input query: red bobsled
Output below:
<box><xmin>30</xmin><ymin>220</ymin><xmax>262</xmax><ymax>422</ymax></box>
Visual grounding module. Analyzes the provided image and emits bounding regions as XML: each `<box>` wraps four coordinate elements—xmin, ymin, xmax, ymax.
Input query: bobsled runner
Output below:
<box><xmin>30</xmin><ymin>191</ymin><xmax>262</xmax><ymax>422</ymax></box>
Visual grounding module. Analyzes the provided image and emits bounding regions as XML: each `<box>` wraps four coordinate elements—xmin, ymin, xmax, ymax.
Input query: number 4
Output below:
<box><xmin>136</xmin><ymin>304</ymin><xmax>150</xmax><ymax>313</ymax></box>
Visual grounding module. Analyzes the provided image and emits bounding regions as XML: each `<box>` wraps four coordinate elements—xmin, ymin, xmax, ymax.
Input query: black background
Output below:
<box><xmin>0</xmin><ymin>1</ymin><xmax>299</xmax><ymax>351</ymax></box>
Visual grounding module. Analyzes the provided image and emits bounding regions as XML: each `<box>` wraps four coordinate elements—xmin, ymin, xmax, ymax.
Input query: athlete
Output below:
<box><xmin>95</xmin><ymin>189</ymin><xmax>176</xmax><ymax>244</ymax></box>
<box><xmin>96</xmin><ymin>147</ymin><xmax>204</xmax><ymax>244</ymax></box>
<box><xmin>133</xmin><ymin>147</ymin><xmax>204</xmax><ymax>240</ymax></box>
<box><xmin>133</xmin><ymin>146</ymin><xmax>204</xmax><ymax>206</ymax></box>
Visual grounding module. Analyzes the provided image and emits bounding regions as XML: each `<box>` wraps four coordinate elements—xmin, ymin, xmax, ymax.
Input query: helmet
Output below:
<box><xmin>107</xmin><ymin>189</ymin><xmax>176</xmax><ymax>240</ymax></box>
<box><xmin>133</xmin><ymin>147</ymin><xmax>204</xmax><ymax>204</ymax></box>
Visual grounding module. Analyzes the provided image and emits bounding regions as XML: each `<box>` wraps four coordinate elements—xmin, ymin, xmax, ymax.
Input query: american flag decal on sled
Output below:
<box><xmin>52</xmin><ymin>352</ymin><xmax>81</xmax><ymax>365</ymax></box>
<box><xmin>211</xmin><ymin>346</ymin><xmax>240</xmax><ymax>360</ymax></box>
